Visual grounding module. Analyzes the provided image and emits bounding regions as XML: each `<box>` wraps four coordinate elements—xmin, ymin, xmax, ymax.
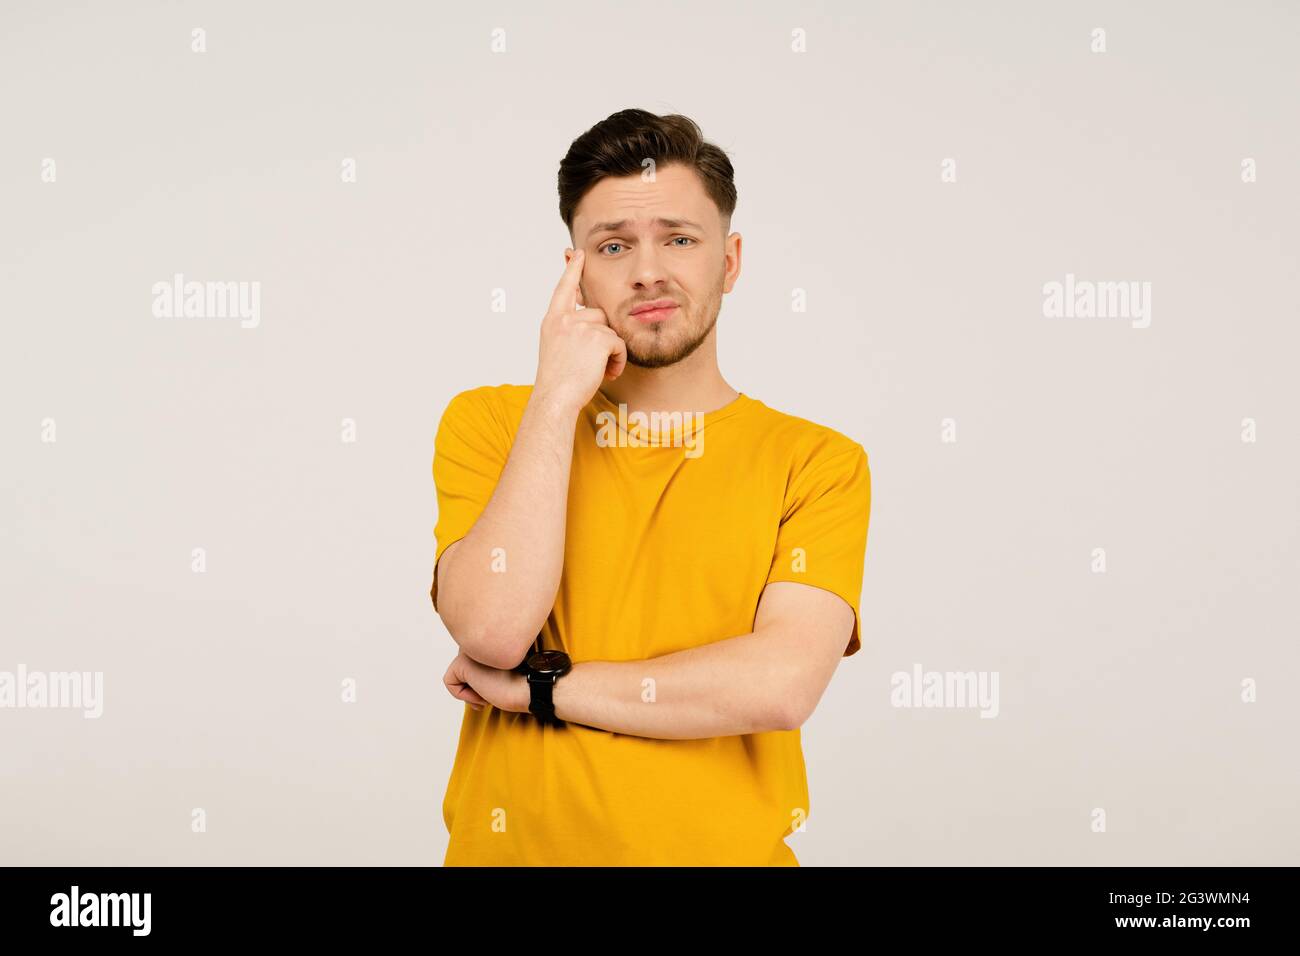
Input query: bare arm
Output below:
<box><xmin>434</xmin><ymin>249</ymin><xmax>627</xmax><ymax>670</ymax></box>
<box><xmin>434</xmin><ymin>397</ymin><xmax>575</xmax><ymax>669</ymax></box>
<box><xmin>551</xmin><ymin>582</ymin><xmax>854</xmax><ymax>738</ymax></box>
<box><xmin>445</xmin><ymin>581</ymin><xmax>856</xmax><ymax>739</ymax></box>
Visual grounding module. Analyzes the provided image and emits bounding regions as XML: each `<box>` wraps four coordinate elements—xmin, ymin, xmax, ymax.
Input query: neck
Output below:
<box><xmin>597</xmin><ymin>328</ymin><xmax>738</xmax><ymax>415</ymax></box>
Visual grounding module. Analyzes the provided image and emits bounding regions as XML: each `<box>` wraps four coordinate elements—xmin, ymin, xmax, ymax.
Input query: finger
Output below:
<box><xmin>570</xmin><ymin>306</ymin><xmax>607</xmax><ymax>327</ymax></box>
<box><xmin>443</xmin><ymin>666</ymin><xmax>467</xmax><ymax>697</ymax></box>
<box><xmin>444</xmin><ymin>676</ymin><xmax>486</xmax><ymax>707</ymax></box>
<box><xmin>604</xmin><ymin>330</ymin><xmax>628</xmax><ymax>380</ymax></box>
<box><xmin>546</xmin><ymin>248</ymin><xmax>585</xmax><ymax>317</ymax></box>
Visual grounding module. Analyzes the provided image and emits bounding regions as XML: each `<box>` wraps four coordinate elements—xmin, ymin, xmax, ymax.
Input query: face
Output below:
<box><xmin>568</xmin><ymin>164</ymin><xmax>741</xmax><ymax>368</ymax></box>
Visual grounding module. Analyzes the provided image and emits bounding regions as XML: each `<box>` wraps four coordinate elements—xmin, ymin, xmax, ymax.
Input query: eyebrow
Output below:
<box><xmin>585</xmin><ymin>218</ymin><xmax>704</xmax><ymax>241</ymax></box>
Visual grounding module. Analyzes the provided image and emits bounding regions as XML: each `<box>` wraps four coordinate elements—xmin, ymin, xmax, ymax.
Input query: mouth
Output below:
<box><xmin>630</xmin><ymin>300</ymin><xmax>679</xmax><ymax>323</ymax></box>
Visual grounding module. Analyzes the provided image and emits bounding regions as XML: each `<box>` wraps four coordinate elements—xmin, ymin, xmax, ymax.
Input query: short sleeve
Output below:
<box><xmin>431</xmin><ymin>388</ymin><xmax>512</xmax><ymax>611</ymax></box>
<box><xmin>764</xmin><ymin>445</ymin><xmax>872</xmax><ymax>656</ymax></box>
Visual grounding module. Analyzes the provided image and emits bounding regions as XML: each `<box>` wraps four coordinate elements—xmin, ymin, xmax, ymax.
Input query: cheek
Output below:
<box><xmin>581</xmin><ymin>275</ymin><xmax>608</xmax><ymax>303</ymax></box>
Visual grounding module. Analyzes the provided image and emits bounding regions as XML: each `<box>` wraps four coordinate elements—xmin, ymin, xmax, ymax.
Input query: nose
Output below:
<box><xmin>628</xmin><ymin>243</ymin><xmax>670</xmax><ymax>291</ymax></box>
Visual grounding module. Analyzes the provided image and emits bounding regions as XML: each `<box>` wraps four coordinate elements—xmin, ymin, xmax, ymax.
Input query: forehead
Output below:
<box><xmin>573</xmin><ymin>164</ymin><xmax>716</xmax><ymax>237</ymax></box>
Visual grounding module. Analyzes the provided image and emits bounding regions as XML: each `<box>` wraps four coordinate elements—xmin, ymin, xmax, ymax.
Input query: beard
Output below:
<box><xmin>617</xmin><ymin>277</ymin><xmax>724</xmax><ymax>369</ymax></box>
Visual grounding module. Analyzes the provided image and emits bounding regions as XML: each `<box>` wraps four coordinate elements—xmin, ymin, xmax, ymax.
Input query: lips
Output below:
<box><xmin>631</xmin><ymin>299</ymin><xmax>678</xmax><ymax>322</ymax></box>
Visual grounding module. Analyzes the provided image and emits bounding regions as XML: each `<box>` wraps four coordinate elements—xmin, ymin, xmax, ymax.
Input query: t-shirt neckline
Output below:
<box><xmin>589</xmin><ymin>388</ymin><xmax>755</xmax><ymax>445</ymax></box>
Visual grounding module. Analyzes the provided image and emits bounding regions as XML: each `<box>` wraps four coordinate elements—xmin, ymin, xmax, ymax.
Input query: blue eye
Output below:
<box><xmin>598</xmin><ymin>237</ymin><xmax>695</xmax><ymax>255</ymax></box>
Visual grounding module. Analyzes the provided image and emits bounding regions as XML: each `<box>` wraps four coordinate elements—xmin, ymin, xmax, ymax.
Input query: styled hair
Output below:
<box><xmin>557</xmin><ymin>109</ymin><xmax>737</xmax><ymax>237</ymax></box>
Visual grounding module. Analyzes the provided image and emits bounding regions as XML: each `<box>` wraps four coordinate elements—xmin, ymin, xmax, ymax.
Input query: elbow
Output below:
<box><xmin>773</xmin><ymin>689</ymin><xmax>814</xmax><ymax>732</ymax></box>
<box><xmin>449</xmin><ymin>618</ymin><xmax>536</xmax><ymax>671</ymax></box>
<box><xmin>432</xmin><ymin>552</ymin><xmax>550</xmax><ymax>670</ymax></box>
<box><xmin>464</xmin><ymin>635</ymin><xmax>529</xmax><ymax>671</ymax></box>
<box><xmin>436</xmin><ymin>595</ymin><xmax>539</xmax><ymax>671</ymax></box>
<box><xmin>774</xmin><ymin>707</ymin><xmax>804</xmax><ymax>733</ymax></box>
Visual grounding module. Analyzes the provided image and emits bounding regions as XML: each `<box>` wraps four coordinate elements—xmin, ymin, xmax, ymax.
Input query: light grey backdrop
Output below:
<box><xmin>2</xmin><ymin>0</ymin><xmax>1296</xmax><ymax>865</ymax></box>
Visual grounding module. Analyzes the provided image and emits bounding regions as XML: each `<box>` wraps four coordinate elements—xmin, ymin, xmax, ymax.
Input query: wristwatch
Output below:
<box><xmin>514</xmin><ymin>647</ymin><xmax>572</xmax><ymax>726</ymax></box>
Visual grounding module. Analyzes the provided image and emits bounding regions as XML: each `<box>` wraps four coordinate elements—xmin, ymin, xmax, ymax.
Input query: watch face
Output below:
<box><xmin>529</xmin><ymin>649</ymin><xmax>571</xmax><ymax>676</ymax></box>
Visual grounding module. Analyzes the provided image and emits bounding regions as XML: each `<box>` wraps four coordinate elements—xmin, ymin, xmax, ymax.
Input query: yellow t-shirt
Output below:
<box><xmin>431</xmin><ymin>383</ymin><xmax>872</xmax><ymax>866</ymax></box>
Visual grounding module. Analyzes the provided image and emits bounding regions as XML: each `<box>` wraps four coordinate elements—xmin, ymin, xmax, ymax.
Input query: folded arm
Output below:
<box><xmin>434</xmin><ymin>392</ymin><xmax>577</xmax><ymax>670</ymax></box>
<box><xmin>544</xmin><ymin>581</ymin><xmax>855</xmax><ymax>740</ymax></box>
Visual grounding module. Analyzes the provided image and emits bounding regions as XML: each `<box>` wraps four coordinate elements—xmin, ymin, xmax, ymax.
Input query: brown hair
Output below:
<box><xmin>557</xmin><ymin>109</ymin><xmax>737</xmax><ymax>238</ymax></box>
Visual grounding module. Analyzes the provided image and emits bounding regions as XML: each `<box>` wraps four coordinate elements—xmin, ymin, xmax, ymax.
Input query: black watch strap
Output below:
<box><xmin>517</xmin><ymin>641</ymin><xmax>569</xmax><ymax>727</ymax></box>
<box><xmin>528</xmin><ymin>675</ymin><xmax>560</xmax><ymax>725</ymax></box>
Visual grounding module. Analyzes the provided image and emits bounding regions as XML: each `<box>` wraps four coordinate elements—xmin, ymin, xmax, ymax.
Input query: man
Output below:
<box><xmin>431</xmin><ymin>108</ymin><xmax>872</xmax><ymax>866</ymax></box>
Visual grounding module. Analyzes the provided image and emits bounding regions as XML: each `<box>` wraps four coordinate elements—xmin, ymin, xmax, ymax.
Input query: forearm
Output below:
<box><xmin>548</xmin><ymin>627</ymin><xmax>798</xmax><ymax>740</ymax></box>
<box><xmin>437</xmin><ymin>390</ymin><xmax>577</xmax><ymax>669</ymax></box>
